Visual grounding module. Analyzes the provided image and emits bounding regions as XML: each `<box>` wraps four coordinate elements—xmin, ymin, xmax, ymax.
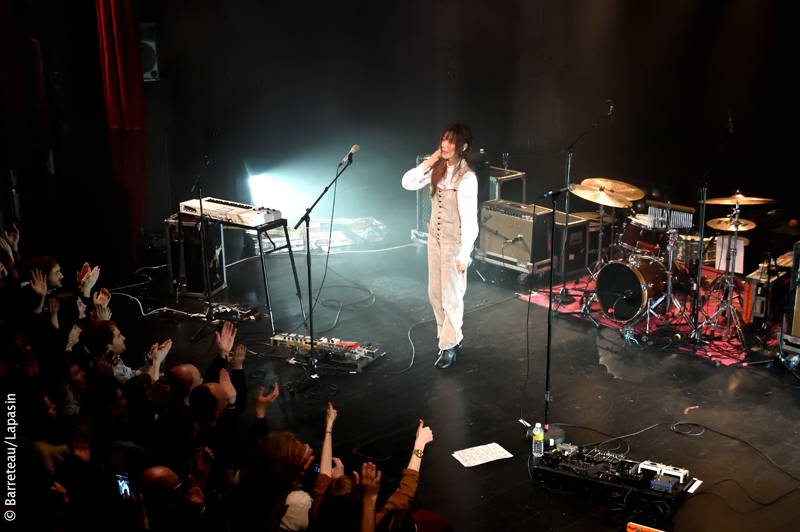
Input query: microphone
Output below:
<box><xmin>541</xmin><ymin>184</ymin><xmax>576</xmax><ymax>198</ymax></box>
<box><xmin>608</xmin><ymin>102</ymin><xmax>613</xmax><ymax>122</ymax></box>
<box><xmin>727</xmin><ymin>109</ymin><xmax>733</xmax><ymax>134</ymax></box>
<box><xmin>339</xmin><ymin>145</ymin><xmax>360</xmax><ymax>166</ymax></box>
<box><xmin>506</xmin><ymin>235</ymin><xmax>524</xmax><ymax>244</ymax></box>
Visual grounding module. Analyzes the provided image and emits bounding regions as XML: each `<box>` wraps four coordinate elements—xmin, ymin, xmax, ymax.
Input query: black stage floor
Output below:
<box><xmin>117</xmin><ymin>233</ymin><xmax>800</xmax><ymax>532</ymax></box>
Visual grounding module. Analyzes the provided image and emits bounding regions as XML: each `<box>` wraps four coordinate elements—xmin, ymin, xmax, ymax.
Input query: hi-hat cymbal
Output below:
<box><xmin>581</xmin><ymin>178</ymin><xmax>645</xmax><ymax>201</ymax></box>
<box><xmin>707</xmin><ymin>217</ymin><xmax>757</xmax><ymax>232</ymax></box>
<box><xmin>572</xmin><ymin>184</ymin><xmax>633</xmax><ymax>209</ymax></box>
<box><xmin>704</xmin><ymin>194</ymin><xmax>776</xmax><ymax>205</ymax></box>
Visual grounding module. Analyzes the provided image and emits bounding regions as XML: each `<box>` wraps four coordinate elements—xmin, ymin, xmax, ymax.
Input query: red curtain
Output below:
<box><xmin>95</xmin><ymin>0</ymin><xmax>148</xmax><ymax>262</ymax></box>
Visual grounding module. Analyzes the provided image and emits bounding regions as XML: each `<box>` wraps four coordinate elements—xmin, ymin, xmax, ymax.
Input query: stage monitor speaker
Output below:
<box><xmin>164</xmin><ymin>213</ymin><xmax>226</xmax><ymax>298</ymax></box>
<box><xmin>140</xmin><ymin>22</ymin><xmax>160</xmax><ymax>82</ymax></box>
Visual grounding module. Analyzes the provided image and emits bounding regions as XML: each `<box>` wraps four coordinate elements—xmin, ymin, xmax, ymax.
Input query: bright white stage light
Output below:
<box><xmin>248</xmin><ymin>173</ymin><xmax>311</xmax><ymax>219</ymax></box>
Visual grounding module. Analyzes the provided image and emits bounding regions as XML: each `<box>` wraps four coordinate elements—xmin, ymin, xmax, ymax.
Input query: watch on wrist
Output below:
<box><xmin>413</xmin><ymin>449</ymin><xmax>423</xmax><ymax>458</ymax></box>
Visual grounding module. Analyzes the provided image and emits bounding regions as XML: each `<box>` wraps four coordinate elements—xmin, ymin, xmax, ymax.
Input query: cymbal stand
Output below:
<box><xmin>698</xmin><ymin>201</ymin><xmax>746</xmax><ymax>346</ymax></box>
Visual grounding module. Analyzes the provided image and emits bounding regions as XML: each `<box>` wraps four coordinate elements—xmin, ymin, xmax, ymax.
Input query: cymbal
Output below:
<box><xmin>706</xmin><ymin>217</ymin><xmax>757</xmax><ymax>232</ymax></box>
<box><xmin>571</xmin><ymin>184</ymin><xmax>633</xmax><ymax>209</ymax></box>
<box><xmin>704</xmin><ymin>194</ymin><xmax>776</xmax><ymax>205</ymax></box>
<box><xmin>581</xmin><ymin>178</ymin><xmax>645</xmax><ymax>201</ymax></box>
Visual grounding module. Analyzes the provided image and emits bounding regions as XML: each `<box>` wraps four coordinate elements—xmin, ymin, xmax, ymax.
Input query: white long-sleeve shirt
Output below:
<box><xmin>402</xmin><ymin>160</ymin><xmax>479</xmax><ymax>263</ymax></box>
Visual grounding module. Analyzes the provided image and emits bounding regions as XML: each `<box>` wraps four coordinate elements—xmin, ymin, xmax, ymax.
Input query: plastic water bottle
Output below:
<box><xmin>532</xmin><ymin>423</ymin><xmax>544</xmax><ymax>457</ymax></box>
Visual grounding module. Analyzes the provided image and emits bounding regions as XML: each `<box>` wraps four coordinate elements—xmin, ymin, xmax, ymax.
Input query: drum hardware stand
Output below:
<box><xmin>650</xmin><ymin>231</ymin><xmax>697</xmax><ymax>333</ymax></box>
<box><xmin>696</xmin><ymin>201</ymin><xmax>746</xmax><ymax>347</ymax></box>
<box><xmin>689</xmin><ymin>182</ymin><xmax>710</xmax><ymax>345</ymax></box>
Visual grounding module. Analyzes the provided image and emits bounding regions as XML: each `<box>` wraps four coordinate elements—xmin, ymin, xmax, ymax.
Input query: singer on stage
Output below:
<box><xmin>402</xmin><ymin>124</ymin><xmax>478</xmax><ymax>369</ymax></box>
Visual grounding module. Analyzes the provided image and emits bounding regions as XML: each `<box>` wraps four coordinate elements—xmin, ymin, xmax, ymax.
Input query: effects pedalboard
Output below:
<box><xmin>271</xmin><ymin>333</ymin><xmax>385</xmax><ymax>373</ymax></box>
<box><xmin>535</xmin><ymin>443</ymin><xmax>702</xmax><ymax>501</ymax></box>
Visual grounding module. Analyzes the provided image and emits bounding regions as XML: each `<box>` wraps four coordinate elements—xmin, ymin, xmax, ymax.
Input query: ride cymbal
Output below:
<box><xmin>704</xmin><ymin>194</ymin><xmax>775</xmax><ymax>205</ymax></box>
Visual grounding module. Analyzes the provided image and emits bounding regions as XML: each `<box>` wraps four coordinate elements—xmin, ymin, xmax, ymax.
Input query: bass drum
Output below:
<box><xmin>595</xmin><ymin>256</ymin><xmax>667</xmax><ymax>323</ymax></box>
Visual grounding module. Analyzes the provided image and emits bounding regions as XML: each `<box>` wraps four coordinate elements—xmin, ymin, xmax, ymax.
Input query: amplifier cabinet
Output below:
<box><xmin>476</xmin><ymin>199</ymin><xmax>588</xmax><ymax>279</ymax></box>
<box><xmin>165</xmin><ymin>213</ymin><xmax>227</xmax><ymax>298</ymax></box>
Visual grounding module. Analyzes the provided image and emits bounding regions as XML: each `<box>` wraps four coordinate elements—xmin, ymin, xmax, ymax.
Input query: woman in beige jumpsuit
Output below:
<box><xmin>402</xmin><ymin>124</ymin><xmax>478</xmax><ymax>369</ymax></box>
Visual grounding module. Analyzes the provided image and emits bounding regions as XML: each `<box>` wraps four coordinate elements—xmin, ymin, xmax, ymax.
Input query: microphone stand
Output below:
<box><xmin>190</xmin><ymin>133</ymin><xmax>222</xmax><ymax>343</ymax></box>
<box><xmin>528</xmin><ymin>191</ymin><xmax>567</xmax><ymax>447</ymax></box>
<box><xmin>292</xmin><ymin>154</ymin><xmax>355</xmax><ymax>390</ymax></box>
<box><xmin>555</xmin><ymin>100</ymin><xmax>613</xmax><ymax>306</ymax></box>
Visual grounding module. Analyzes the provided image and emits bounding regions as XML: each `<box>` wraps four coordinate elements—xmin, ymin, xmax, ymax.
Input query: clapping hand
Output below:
<box><xmin>77</xmin><ymin>262</ymin><xmax>100</xmax><ymax>296</ymax></box>
<box><xmin>354</xmin><ymin>462</ymin><xmax>381</xmax><ymax>498</ymax></box>
<box><xmin>30</xmin><ymin>268</ymin><xmax>47</xmax><ymax>297</ymax></box>
<box><xmin>215</xmin><ymin>322</ymin><xmax>237</xmax><ymax>358</ymax></box>
<box><xmin>254</xmin><ymin>382</ymin><xmax>279</xmax><ymax>418</ymax></box>
<box><xmin>95</xmin><ymin>305</ymin><xmax>112</xmax><ymax>321</ymax></box>
<box><xmin>93</xmin><ymin>287</ymin><xmax>111</xmax><ymax>308</ymax></box>
<box><xmin>150</xmin><ymin>339</ymin><xmax>172</xmax><ymax>363</ymax></box>
<box><xmin>3</xmin><ymin>223</ymin><xmax>19</xmax><ymax>252</ymax></box>
<box><xmin>228</xmin><ymin>344</ymin><xmax>245</xmax><ymax>370</ymax></box>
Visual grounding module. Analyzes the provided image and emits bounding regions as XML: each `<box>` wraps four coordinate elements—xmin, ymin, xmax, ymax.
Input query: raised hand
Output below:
<box><xmin>424</xmin><ymin>149</ymin><xmax>442</xmax><ymax>170</ymax></box>
<box><xmin>331</xmin><ymin>457</ymin><xmax>345</xmax><ymax>479</ymax></box>
<box><xmin>415</xmin><ymin>420</ymin><xmax>434</xmax><ymax>447</ymax></box>
<box><xmin>0</xmin><ymin>238</ymin><xmax>13</xmax><ymax>265</ymax></box>
<box><xmin>353</xmin><ymin>462</ymin><xmax>381</xmax><ymax>498</ymax></box>
<box><xmin>66</xmin><ymin>324</ymin><xmax>82</xmax><ymax>351</ymax></box>
<box><xmin>325</xmin><ymin>402</ymin><xmax>337</xmax><ymax>431</ymax></box>
<box><xmin>93</xmin><ymin>287</ymin><xmax>111</xmax><ymax>308</ymax></box>
<box><xmin>183</xmin><ymin>474</ymin><xmax>205</xmax><ymax>506</ymax></box>
<box><xmin>228</xmin><ymin>344</ymin><xmax>245</xmax><ymax>370</ymax></box>
<box><xmin>31</xmin><ymin>268</ymin><xmax>47</xmax><ymax>296</ymax></box>
<box><xmin>77</xmin><ymin>262</ymin><xmax>100</xmax><ymax>296</ymax></box>
<box><xmin>214</xmin><ymin>322</ymin><xmax>237</xmax><ymax>358</ymax></box>
<box><xmin>254</xmin><ymin>383</ymin><xmax>279</xmax><ymax>418</ymax></box>
<box><xmin>48</xmin><ymin>298</ymin><xmax>60</xmax><ymax>329</ymax></box>
<box><xmin>95</xmin><ymin>305</ymin><xmax>112</xmax><ymax>321</ymax></box>
<box><xmin>152</xmin><ymin>339</ymin><xmax>172</xmax><ymax>363</ymax></box>
<box><xmin>191</xmin><ymin>446</ymin><xmax>214</xmax><ymax>488</ymax></box>
<box><xmin>3</xmin><ymin>223</ymin><xmax>19</xmax><ymax>251</ymax></box>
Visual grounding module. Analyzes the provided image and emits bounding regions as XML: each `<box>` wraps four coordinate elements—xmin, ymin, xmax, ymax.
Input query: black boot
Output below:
<box><xmin>435</xmin><ymin>346</ymin><xmax>458</xmax><ymax>369</ymax></box>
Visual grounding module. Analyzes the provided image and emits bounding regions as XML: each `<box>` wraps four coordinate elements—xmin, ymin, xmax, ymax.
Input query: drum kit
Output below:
<box><xmin>568</xmin><ymin>178</ymin><xmax>776</xmax><ymax>347</ymax></box>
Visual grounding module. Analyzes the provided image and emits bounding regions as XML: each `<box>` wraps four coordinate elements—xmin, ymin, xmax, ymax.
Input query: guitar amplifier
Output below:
<box><xmin>475</xmin><ymin>199</ymin><xmax>588</xmax><ymax>279</ymax></box>
<box><xmin>164</xmin><ymin>214</ymin><xmax>227</xmax><ymax>298</ymax></box>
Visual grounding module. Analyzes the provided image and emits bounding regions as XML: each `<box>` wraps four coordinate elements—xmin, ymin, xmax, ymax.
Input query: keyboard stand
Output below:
<box><xmin>225</xmin><ymin>218</ymin><xmax>306</xmax><ymax>335</ymax></box>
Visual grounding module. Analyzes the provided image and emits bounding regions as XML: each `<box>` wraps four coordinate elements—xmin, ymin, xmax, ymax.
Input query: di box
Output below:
<box><xmin>164</xmin><ymin>213</ymin><xmax>227</xmax><ymax>298</ymax></box>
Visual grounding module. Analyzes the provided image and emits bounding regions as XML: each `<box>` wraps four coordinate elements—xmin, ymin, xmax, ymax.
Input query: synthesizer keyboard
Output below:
<box><xmin>180</xmin><ymin>197</ymin><xmax>282</xmax><ymax>227</ymax></box>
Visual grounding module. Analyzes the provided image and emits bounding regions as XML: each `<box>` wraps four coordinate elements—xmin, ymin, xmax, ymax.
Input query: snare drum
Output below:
<box><xmin>595</xmin><ymin>256</ymin><xmax>667</xmax><ymax>323</ymax></box>
<box><xmin>618</xmin><ymin>214</ymin><xmax>667</xmax><ymax>256</ymax></box>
